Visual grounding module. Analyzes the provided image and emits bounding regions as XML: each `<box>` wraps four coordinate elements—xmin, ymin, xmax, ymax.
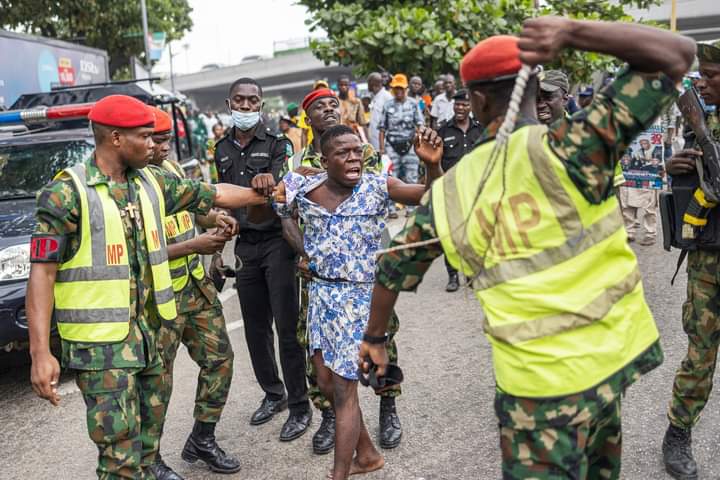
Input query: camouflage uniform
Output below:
<box><xmin>33</xmin><ymin>157</ymin><xmax>215</xmax><ymax>480</ymax></box>
<box><xmin>375</xmin><ymin>68</ymin><xmax>674</xmax><ymax>478</ymax></box>
<box><xmin>282</xmin><ymin>143</ymin><xmax>402</xmax><ymax>410</ymax></box>
<box><xmin>667</xmin><ymin>112</ymin><xmax>720</xmax><ymax>429</ymax></box>
<box><xmin>154</xmin><ymin>162</ymin><xmax>234</xmax><ymax>443</ymax></box>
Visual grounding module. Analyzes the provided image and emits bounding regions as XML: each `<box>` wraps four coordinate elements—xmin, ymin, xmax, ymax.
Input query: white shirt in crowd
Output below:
<box><xmin>431</xmin><ymin>93</ymin><xmax>455</xmax><ymax>124</ymax></box>
<box><xmin>368</xmin><ymin>88</ymin><xmax>394</xmax><ymax>150</ymax></box>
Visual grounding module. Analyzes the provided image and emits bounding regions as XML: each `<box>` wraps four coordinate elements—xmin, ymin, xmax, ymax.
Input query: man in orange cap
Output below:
<box><xmin>378</xmin><ymin>73</ymin><xmax>425</xmax><ymax>218</ymax></box>
<box><xmin>147</xmin><ymin>107</ymin><xmax>242</xmax><ymax>478</ymax></box>
<box><xmin>359</xmin><ymin>17</ymin><xmax>695</xmax><ymax>479</ymax></box>
<box><xmin>27</xmin><ymin>94</ymin><xmax>273</xmax><ymax>479</ymax></box>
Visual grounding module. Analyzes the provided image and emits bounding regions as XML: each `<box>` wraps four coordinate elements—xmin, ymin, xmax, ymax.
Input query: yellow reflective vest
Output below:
<box><xmin>432</xmin><ymin>125</ymin><xmax>659</xmax><ymax>398</ymax></box>
<box><xmin>161</xmin><ymin>160</ymin><xmax>206</xmax><ymax>292</ymax></box>
<box><xmin>54</xmin><ymin>163</ymin><xmax>177</xmax><ymax>343</ymax></box>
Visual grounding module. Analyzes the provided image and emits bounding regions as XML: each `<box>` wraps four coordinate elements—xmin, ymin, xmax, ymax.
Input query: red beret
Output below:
<box><xmin>151</xmin><ymin>107</ymin><xmax>173</xmax><ymax>133</ymax></box>
<box><xmin>460</xmin><ymin>35</ymin><xmax>522</xmax><ymax>85</ymax></box>
<box><xmin>88</xmin><ymin>95</ymin><xmax>155</xmax><ymax>128</ymax></box>
<box><xmin>302</xmin><ymin>88</ymin><xmax>336</xmax><ymax>111</ymax></box>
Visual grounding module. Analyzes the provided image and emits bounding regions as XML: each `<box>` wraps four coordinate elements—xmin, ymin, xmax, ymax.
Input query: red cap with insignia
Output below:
<box><xmin>88</xmin><ymin>94</ymin><xmax>155</xmax><ymax>128</ymax></box>
<box><xmin>460</xmin><ymin>35</ymin><xmax>522</xmax><ymax>86</ymax></box>
<box><xmin>302</xmin><ymin>88</ymin><xmax>336</xmax><ymax>111</ymax></box>
<box><xmin>151</xmin><ymin>107</ymin><xmax>173</xmax><ymax>133</ymax></box>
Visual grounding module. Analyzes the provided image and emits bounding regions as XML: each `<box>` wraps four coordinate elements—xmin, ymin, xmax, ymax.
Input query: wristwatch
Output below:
<box><xmin>362</xmin><ymin>333</ymin><xmax>388</xmax><ymax>344</ymax></box>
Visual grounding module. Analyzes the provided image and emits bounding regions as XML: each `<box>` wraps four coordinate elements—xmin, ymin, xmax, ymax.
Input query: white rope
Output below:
<box><xmin>375</xmin><ymin>64</ymin><xmax>534</xmax><ymax>258</ymax></box>
<box><xmin>375</xmin><ymin>237</ymin><xmax>441</xmax><ymax>256</ymax></box>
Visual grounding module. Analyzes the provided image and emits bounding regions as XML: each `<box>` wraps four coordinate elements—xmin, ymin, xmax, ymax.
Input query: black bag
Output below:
<box><xmin>659</xmin><ymin>191</ymin><xmax>675</xmax><ymax>252</ymax></box>
<box><xmin>667</xmin><ymin>173</ymin><xmax>720</xmax><ymax>251</ymax></box>
<box><xmin>388</xmin><ymin>139</ymin><xmax>413</xmax><ymax>155</ymax></box>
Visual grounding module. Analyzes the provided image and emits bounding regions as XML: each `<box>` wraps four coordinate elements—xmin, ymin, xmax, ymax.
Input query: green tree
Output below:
<box><xmin>299</xmin><ymin>0</ymin><xmax>662</xmax><ymax>85</ymax></box>
<box><xmin>0</xmin><ymin>0</ymin><xmax>193</xmax><ymax>78</ymax></box>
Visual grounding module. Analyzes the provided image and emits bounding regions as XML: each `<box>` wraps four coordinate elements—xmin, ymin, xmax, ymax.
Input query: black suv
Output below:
<box><xmin>0</xmin><ymin>127</ymin><xmax>95</xmax><ymax>352</ymax></box>
<box><xmin>0</xmin><ymin>81</ymin><xmax>197</xmax><ymax>354</ymax></box>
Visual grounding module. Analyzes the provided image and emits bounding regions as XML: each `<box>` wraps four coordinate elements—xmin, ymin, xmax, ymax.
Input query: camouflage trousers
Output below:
<box><xmin>296</xmin><ymin>276</ymin><xmax>401</xmax><ymax>411</ymax></box>
<box><xmin>156</xmin><ymin>287</ymin><xmax>234</xmax><ymax>427</ymax></box>
<box><xmin>668</xmin><ymin>249</ymin><xmax>720</xmax><ymax>429</ymax></box>
<box><xmin>496</xmin><ymin>390</ymin><xmax>623</xmax><ymax>480</ymax></box>
<box><xmin>76</xmin><ymin>364</ymin><xmax>165</xmax><ymax>480</ymax></box>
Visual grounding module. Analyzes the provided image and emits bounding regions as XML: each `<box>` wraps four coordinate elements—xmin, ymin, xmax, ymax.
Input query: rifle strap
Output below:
<box><xmin>671</xmin><ymin>249</ymin><xmax>688</xmax><ymax>286</ymax></box>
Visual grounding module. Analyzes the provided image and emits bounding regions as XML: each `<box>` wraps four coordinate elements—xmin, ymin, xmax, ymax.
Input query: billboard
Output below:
<box><xmin>0</xmin><ymin>30</ymin><xmax>109</xmax><ymax>108</ymax></box>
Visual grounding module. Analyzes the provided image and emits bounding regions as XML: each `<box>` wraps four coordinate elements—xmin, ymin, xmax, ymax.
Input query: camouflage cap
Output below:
<box><xmin>540</xmin><ymin>70</ymin><xmax>569</xmax><ymax>93</ymax></box>
<box><xmin>697</xmin><ymin>41</ymin><xmax>720</xmax><ymax>65</ymax></box>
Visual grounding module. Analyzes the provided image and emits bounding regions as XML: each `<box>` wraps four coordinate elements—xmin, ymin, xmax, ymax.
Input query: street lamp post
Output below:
<box><xmin>140</xmin><ymin>0</ymin><xmax>151</xmax><ymax>70</ymax></box>
<box><xmin>169</xmin><ymin>42</ymin><xmax>176</xmax><ymax>92</ymax></box>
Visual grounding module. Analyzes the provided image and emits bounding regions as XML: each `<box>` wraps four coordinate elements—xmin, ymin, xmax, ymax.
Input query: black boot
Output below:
<box><xmin>379</xmin><ymin>397</ymin><xmax>402</xmax><ymax>449</ymax></box>
<box><xmin>149</xmin><ymin>455</ymin><xmax>184</xmax><ymax>480</ymax></box>
<box><xmin>313</xmin><ymin>408</ymin><xmax>335</xmax><ymax>455</ymax></box>
<box><xmin>663</xmin><ymin>424</ymin><xmax>698</xmax><ymax>480</ymax></box>
<box><xmin>181</xmin><ymin>420</ymin><xmax>242</xmax><ymax>474</ymax></box>
<box><xmin>446</xmin><ymin>272</ymin><xmax>459</xmax><ymax>292</ymax></box>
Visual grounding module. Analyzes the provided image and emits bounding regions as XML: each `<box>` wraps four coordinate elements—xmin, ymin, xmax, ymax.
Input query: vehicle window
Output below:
<box><xmin>0</xmin><ymin>140</ymin><xmax>94</xmax><ymax>199</ymax></box>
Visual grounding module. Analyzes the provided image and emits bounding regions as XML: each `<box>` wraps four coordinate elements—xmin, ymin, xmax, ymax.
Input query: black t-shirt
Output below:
<box><xmin>437</xmin><ymin>117</ymin><xmax>482</xmax><ymax>172</ymax></box>
<box><xmin>214</xmin><ymin>123</ymin><xmax>292</xmax><ymax>232</ymax></box>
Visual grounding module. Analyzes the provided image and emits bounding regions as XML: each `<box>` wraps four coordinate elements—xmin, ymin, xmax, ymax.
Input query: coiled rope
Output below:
<box><xmin>375</xmin><ymin>64</ymin><xmax>533</xmax><ymax>258</ymax></box>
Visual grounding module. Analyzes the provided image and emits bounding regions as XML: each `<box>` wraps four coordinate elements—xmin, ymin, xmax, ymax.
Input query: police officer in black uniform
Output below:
<box><xmin>436</xmin><ymin>89</ymin><xmax>482</xmax><ymax>292</ymax></box>
<box><xmin>214</xmin><ymin>77</ymin><xmax>311</xmax><ymax>441</ymax></box>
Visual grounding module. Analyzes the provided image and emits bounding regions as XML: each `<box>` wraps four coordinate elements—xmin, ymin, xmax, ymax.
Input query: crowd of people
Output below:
<box><xmin>23</xmin><ymin>12</ymin><xmax>720</xmax><ymax>480</ymax></box>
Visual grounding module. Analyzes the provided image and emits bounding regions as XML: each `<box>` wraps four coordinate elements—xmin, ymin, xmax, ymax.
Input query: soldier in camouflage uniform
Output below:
<box><xmin>27</xmin><ymin>95</ymin><xmax>270</xmax><ymax>479</ymax></box>
<box><xmin>147</xmin><ymin>108</ymin><xmax>240</xmax><ymax>479</ymax></box>
<box><xmin>662</xmin><ymin>41</ymin><xmax>720</xmax><ymax>480</ymax></box>
<box><xmin>358</xmin><ymin>18</ymin><xmax>694</xmax><ymax>480</ymax></box>
<box><xmin>281</xmin><ymin>89</ymin><xmax>404</xmax><ymax>453</ymax></box>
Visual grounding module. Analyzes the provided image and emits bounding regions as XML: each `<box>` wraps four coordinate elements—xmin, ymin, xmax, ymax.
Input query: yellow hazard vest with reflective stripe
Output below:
<box><xmin>432</xmin><ymin>125</ymin><xmax>659</xmax><ymax>398</ymax></box>
<box><xmin>54</xmin><ymin>163</ymin><xmax>177</xmax><ymax>343</ymax></box>
<box><xmin>161</xmin><ymin>160</ymin><xmax>205</xmax><ymax>292</ymax></box>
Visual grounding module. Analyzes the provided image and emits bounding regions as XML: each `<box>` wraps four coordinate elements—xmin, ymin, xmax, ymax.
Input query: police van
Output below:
<box><xmin>0</xmin><ymin>81</ymin><xmax>199</xmax><ymax>357</ymax></box>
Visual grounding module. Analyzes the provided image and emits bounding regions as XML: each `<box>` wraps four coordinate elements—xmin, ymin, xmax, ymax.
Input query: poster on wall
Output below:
<box><xmin>0</xmin><ymin>30</ymin><xmax>108</xmax><ymax>109</ymax></box>
<box><xmin>620</xmin><ymin>123</ymin><xmax>667</xmax><ymax>189</ymax></box>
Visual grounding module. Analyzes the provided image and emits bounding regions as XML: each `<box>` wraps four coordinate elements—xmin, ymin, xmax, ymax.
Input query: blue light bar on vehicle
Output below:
<box><xmin>0</xmin><ymin>103</ymin><xmax>95</xmax><ymax>125</ymax></box>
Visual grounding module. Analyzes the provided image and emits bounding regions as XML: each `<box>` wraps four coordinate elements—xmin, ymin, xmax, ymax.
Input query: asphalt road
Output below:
<box><xmin>1</xmin><ymin>232</ymin><xmax>718</xmax><ymax>480</ymax></box>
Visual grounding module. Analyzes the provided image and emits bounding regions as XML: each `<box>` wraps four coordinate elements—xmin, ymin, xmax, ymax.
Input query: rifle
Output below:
<box><xmin>677</xmin><ymin>88</ymin><xmax>720</xmax><ymax>202</ymax></box>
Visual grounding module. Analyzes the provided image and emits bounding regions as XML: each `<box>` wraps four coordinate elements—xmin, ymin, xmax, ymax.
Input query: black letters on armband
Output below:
<box><xmin>29</xmin><ymin>234</ymin><xmax>65</xmax><ymax>263</ymax></box>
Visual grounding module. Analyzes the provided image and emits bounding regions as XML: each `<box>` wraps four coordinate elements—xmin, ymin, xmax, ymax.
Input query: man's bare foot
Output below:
<box><xmin>349</xmin><ymin>453</ymin><xmax>385</xmax><ymax>476</ymax></box>
<box><xmin>326</xmin><ymin>454</ymin><xmax>385</xmax><ymax>479</ymax></box>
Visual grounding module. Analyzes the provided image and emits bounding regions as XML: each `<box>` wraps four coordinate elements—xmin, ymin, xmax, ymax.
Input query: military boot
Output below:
<box><xmin>662</xmin><ymin>424</ymin><xmax>698</xmax><ymax>480</ymax></box>
<box><xmin>149</xmin><ymin>455</ymin><xmax>184</xmax><ymax>480</ymax></box>
<box><xmin>181</xmin><ymin>420</ymin><xmax>242</xmax><ymax>474</ymax></box>
<box><xmin>446</xmin><ymin>272</ymin><xmax>459</xmax><ymax>292</ymax></box>
<box><xmin>313</xmin><ymin>408</ymin><xmax>335</xmax><ymax>455</ymax></box>
<box><xmin>379</xmin><ymin>397</ymin><xmax>402</xmax><ymax>449</ymax></box>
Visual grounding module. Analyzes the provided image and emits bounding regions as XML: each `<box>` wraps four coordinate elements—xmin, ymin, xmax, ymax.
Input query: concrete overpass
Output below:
<box><xmin>163</xmin><ymin>49</ymin><xmax>351</xmax><ymax>111</ymax></box>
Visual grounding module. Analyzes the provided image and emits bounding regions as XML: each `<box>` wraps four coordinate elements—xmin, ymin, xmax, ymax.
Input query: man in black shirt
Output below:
<box><xmin>214</xmin><ymin>77</ymin><xmax>311</xmax><ymax>442</ymax></box>
<box><xmin>436</xmin><ymin>89</ymin><xmax>482</xmax><ymax>292</ymax></box>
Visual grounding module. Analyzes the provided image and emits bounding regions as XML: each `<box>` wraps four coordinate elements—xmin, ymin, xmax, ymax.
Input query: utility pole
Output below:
<box><xmin>169</xmin><ymin>42</ymin><xmax>176</xmax><ymax>92</ymax></box>
<box><xmin>670</xmin><ymin>0</ymin><xmax>677</xmax><ymax>32</ymax></box>
<box><xmin>140</xmin><ymin>0</ymin><xmax>151</xmax><ymax>70</ymax></box>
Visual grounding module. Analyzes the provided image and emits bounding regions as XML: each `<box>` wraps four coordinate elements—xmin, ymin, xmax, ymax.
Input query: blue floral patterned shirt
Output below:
<box><xmin>282</xmin><ymin>171</ymin><xmax>389</xmax><ymax>283</ymax></box>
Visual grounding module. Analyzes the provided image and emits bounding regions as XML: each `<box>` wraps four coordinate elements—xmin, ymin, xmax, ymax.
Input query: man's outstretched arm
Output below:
<box><xmin>214</xmin><ymin>183</ymin><xmax>268</xmax><ymax>209</ymax></box>
<box><xmin>518</xmin><ymin>17</ymin><xmax>695</xmax><ymax>82</ymax></box>
<box><xmin>359</xmin><ymin>198</ymin><xmax>444</xmax><ymax>376</ymax></box>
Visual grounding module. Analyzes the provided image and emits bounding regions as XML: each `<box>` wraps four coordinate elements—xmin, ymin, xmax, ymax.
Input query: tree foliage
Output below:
<box><xmin>299</xmin><ymin>0</ymin><xmax>663</xmax><ymax>85</ymax></box>
<box><xmin>0</xmin><ymin>0</ymin><xmax>193</xmax><ymax>78</ymax></box>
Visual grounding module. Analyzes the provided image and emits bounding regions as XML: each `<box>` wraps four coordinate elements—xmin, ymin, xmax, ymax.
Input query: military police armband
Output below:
<box><xmin>29</xmin><ymin>234</ymin><xmax>65</xmax><ymax>263</ymax></box>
